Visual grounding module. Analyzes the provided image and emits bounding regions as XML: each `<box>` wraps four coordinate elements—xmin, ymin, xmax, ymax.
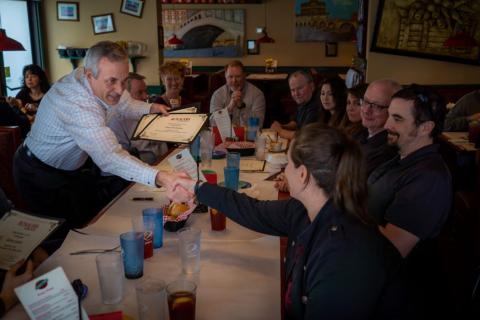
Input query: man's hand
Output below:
<box><xmin>1</xmin><ymin>259</ymin><xmax>34</xmax><ymax>311</ymax></box>
<box><xmin>156</xmin><ymin>171</ymin><xmax>194</xmax><ymax>203</ymax></box>
<box><xmin>271</xmin><ymin>121</ymin><xmax>282</xmax><ymax>132</ymax></box>
<box><xmin>227</xmin><ymin>90</ymin><xmax>243</xmax><ymax>112</ymax></box>
<box><xmin>150</xmin><ymin>103</ymin><xmax>170</xmax><ymax>115</ymax></box>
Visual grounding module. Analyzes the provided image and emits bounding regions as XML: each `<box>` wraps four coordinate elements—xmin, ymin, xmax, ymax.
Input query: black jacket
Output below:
<box><xmin>197</xmin><ymin>183</ymin><xmax>407</xmax><ymax>319</ymax></box>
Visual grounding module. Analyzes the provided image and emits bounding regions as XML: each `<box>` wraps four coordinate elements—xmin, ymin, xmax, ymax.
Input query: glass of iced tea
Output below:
<box><xmin>210</xmin><ymin>208</ymin><xmax>226</xmax><ymax>231</ymax></box>
<box><xmin>167</xmin><ymin>279</ymin><xmax>196</xmax><ymax>320</ymax></box>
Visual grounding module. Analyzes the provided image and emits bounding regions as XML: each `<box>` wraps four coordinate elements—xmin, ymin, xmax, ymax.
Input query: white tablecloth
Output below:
<box><xmin>5</xmin><ymin>151</ymin><xmax>282</xmax><ymax>320</ymax></box>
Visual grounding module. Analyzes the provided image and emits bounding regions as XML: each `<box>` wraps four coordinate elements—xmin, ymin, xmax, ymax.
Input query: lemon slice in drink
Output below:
<box><xmin>172</xmin><ymin>296</ymin><xmax>192</xmax><ymax>309</ymax></box>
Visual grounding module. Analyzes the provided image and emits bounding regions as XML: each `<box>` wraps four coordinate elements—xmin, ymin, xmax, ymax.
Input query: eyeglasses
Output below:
<box><xmin>360</xmin><ymin>98</ymin><xmax>389</xmax><ymax>113</ymax></box>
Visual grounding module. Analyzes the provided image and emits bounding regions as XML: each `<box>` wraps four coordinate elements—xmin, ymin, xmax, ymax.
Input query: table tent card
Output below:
<box><xmin>15</xmin><ymin>267</ymin><xmax>88</xmax><ymax>320</ymax></box>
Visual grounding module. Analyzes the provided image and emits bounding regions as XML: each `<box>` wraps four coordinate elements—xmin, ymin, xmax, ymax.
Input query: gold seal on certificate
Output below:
<box><xmin>132</xmin><ymin>113</ymin><xmax>209</xmax><ymax>144</ymax></box>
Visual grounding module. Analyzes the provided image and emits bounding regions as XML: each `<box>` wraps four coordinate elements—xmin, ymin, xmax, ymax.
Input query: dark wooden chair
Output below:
<box><xmin>0</xmin><ymin>126</ymin><xmax>27</xmax><ymax>210</ymax></box>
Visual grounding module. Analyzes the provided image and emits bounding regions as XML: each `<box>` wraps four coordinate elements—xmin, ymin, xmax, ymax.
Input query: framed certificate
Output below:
<box><xmin>132</xmin><ymin>113</ymin><xmax>209</xmax><ymax>144</ymax></box>
<box><xmin>170</xmin><ymin>102</ymin><xmax>201</xmax><ymax>114</ymax></box>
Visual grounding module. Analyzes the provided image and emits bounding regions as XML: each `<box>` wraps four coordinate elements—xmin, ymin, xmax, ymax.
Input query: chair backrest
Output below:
<box><xmin>0</xmin><ymin>126</ymin><xmax>27</xmax><ymax>209</ymax></box>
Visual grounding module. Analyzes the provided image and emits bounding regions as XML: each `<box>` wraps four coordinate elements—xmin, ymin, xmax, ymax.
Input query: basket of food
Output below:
<box><xmin>216</xmin><ymin>140</ymin><xmax>256</xmax><ymax>157</ymax></box>
<box><xmin>163</xmin><ymin>202</ymin><xmax>196</xmax><ymax>232</ymax></box>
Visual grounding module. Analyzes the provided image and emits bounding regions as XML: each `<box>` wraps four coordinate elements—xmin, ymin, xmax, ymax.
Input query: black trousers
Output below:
<box><xmin>13</xmin><ymin>144</ymin><xmax>129</xmax><ymax>238</ymax></box>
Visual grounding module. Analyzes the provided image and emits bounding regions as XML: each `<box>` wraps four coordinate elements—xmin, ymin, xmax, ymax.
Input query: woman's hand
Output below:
<box><xmin>274</xmin><ymin>173</ymin><xmax>289</xmax><ymax>192</ymax></box>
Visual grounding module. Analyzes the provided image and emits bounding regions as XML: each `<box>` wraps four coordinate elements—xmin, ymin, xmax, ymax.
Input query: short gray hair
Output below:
<box><xmin>288</xmin><ymin>70</ymin><xmax>314</xmax><ymax>84</ymax></box>
<box><xmin>84</xmin><ymin>41</ymin><xmax>128</xmax><ymax>78</ymax></box>
<box><xmin>125</xmin><ymin>72</ymin><xmax>146</xmax><ymax>92</ymax></box>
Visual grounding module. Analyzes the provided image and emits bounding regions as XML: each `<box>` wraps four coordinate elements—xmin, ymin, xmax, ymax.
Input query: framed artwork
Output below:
<box><xmin>325</xmin><ymin>41</ymin><xmax>338</xmax><ymax>57</ymax></box>
<box><xmin>246</xmin><ymin>40</ymin><xmax>259</xmax><ymax>55</ymax></box>
<box><xmin>162</xmin><ymin>9</ymin><xmax>244</xmax><ymax>58</ymax></box>
<box><xmin>294</xmin><ymin>0</ymin><xmax>358</xmax><ymax>42</ymax></box>
<box><xmin>57</xmin><ymin>1</ymin><xmax>79</xmax><ymax>21</ymax></box>
<box><xmin>91</xmin><ymin>14</ymin><xmax>116</xmax><ymax>35</ymax></box>
<box><xmin>120</xmin><ymin>0</ymin><xmax>145</xmax><ymax>18</ymax></box>
<box><xmin>371</xmin><ymin>0</ymin><xmax>480</xmax><ymax>65</ymax></box>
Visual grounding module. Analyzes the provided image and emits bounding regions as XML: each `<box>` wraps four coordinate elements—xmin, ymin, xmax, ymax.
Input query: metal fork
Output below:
<box><xmin>69</xmin><ymin>245</ymin><xmax>120</xmax><ymax>255</ymax></box>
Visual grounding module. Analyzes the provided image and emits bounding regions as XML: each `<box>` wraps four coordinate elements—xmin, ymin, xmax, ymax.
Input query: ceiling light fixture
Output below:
<box><xmin>257</xmin><ymin>1</ymin><xmax>274</xmax><ymax>44</ymax></box>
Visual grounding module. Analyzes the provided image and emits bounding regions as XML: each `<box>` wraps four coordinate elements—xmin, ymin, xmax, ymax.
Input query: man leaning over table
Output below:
<box><xmin>13</xmin><ymin>41</ymin><xmax>190</xmax><ymax>243</ymax></box>
<box><xmin>367</xmin><ymin>84</ymin><xmax>452</xmax><ymax>318</ymax></box>
<box><xmin>210</xmin><ymin>60</ymin><xmax>266</xmax><ymax>128</ymax></box>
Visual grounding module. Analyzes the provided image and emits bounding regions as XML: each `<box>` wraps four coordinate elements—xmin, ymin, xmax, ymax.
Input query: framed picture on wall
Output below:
<box><xmin>325</xmin><ymin>42</ymin><xmax>338</xmax><ymax>57</ymax></box>
<box><xmin>57</xmin><ymin>1</ymin><xmax>79</xmax><ymax>21</ymax></box>
<box><xmin>91</xmin><ymin>13</ymin><xmax>116</xmax><ymax>35</ymax></box>
<box><xmin>120</xmin><ymin>0</ymin><xmax>145</xmax><ymax>18</ymax></box>
<box><xmin>371</xmin><ymin>0</ymin><xmax>480</xmax><ymax>65</ymax></box>
<box><xmin>246</xmin><ymin>40</ymin><xmax>259</xmax><ymax>55</ymax></box>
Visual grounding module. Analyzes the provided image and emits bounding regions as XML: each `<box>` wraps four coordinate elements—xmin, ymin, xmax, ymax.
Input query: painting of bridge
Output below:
<box><xmin>162</xmin><ymin>9</ymin><xmax>245</xmax><ymax>58</ymax></box>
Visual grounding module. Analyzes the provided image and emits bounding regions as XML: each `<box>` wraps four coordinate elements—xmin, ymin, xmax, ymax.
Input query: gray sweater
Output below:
<box><xmin>444</xmin><ymin>90</ymin><xmax>480</xmax><ymax>131</ymax></box>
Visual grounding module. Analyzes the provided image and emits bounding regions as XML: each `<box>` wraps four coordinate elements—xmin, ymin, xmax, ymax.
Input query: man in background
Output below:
<box><xmin>354</xmin><ymin>79</ymin><xmax>401</xmax><ymax>175</ymax></box>
<box><xmin>271</xmin><ymin>70</ymin><xmax>322</xmax><ymax>140</ymax></box>
<box><xmin>210</xmin><ymin>60</ymin><xmax>265</xmax><ymax>128</ymax></box>
<box><xmin>107</xmin><ymin>72</ymin><xmax>167</xmax><ymax>165</ymax></box>
<box><xmin>444</xmin><ymin>89</ymin><xmax>480</xmax><ymax>131</ymax></box>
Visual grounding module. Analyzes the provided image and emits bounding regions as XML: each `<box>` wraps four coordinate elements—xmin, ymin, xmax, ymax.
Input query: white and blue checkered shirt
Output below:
<box><xmin>24</xmin><ymin>67</ymin><xmax>158</xmax><ymax>186</ymax></box>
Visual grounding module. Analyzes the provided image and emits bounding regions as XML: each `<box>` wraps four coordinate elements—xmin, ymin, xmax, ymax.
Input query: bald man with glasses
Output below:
<box><xmin>354</xmin><ymin>79</ymin><xmax>402</xmax><ymax>176</ymax></box>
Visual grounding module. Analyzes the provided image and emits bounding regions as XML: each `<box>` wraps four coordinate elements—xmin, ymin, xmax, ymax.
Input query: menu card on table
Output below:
<box><xmin>0</xmin><ymin>210</ymin><xmax>63</xmax><ymax>270</ymax></box>
<box><xmin>132</xmin><ymin>113</ymin><xmax>208</xmax><ymax>144</ymax></box>
<box><xmin>168</xmin><ymin>148</ymin><xmax>206</xmax><ymax>181</ymax></box>
<box><xmin>240</xmin><ymin>159</ymin><xmax>266</xmax><ymax>172</ymax></box>
<box><xmin>15</xmin><ymin>267</ymin><xmax>88</xmax><ymax>320</ymax></box>
<box><xmin>212</xmin><ymin>109</ymin><xmax>233</xmax><ymax>142</ymax></box>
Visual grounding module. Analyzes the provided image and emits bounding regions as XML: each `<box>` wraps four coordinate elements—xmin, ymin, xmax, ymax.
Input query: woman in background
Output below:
<box><xmin>153</xmin><ymin>61</ymin><xmax>191</xmax><ymax>109</ymax></box>
<box><xmin>319</xmin><ymin>76</ymin><xmax>347</xmax><ymax>128</ymax></box>
<box><xmin>12</xmin><ymin>64</ymin><xmax>50</xmax><ymax>121</ymax></box>
<box><xmin>341</xmin><ymin>83</ymin><xmax>368</xmax><ymax>137</ymax></box>
<box><xmin>173</xmin><ymin>123</ymin><xmax>407</xmax><ymax>319</ymax></box>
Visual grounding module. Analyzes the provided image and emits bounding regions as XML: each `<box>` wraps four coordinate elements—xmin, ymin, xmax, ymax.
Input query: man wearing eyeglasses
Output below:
<box><xmin>354</xmin><ymin>79</ymin><xmax>401</xmax><ymax>175</ymax></box>
<box><xmin>367</xmin><ymin>84</ymin><xmax>452</xmax><ymax>318</ymax></box>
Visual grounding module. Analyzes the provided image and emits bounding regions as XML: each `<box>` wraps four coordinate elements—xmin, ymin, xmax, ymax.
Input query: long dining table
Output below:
<box><xmin>5</xmin><ymin>147</ymin><xmax>283</xmax><ymax>320</ymax></box>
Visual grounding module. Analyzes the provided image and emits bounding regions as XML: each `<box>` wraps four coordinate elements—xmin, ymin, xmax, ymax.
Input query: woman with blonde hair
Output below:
<box><xmin>153</xmin><ymin>61</ymin><xmax>191</xmax><ymax>108</ymax></box>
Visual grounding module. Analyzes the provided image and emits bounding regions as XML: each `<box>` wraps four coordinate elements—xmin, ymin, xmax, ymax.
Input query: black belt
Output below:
<box><xmin>21</xmin><ymin>144</ymin><xmax>80</xmax><ymax>174</ymax></box>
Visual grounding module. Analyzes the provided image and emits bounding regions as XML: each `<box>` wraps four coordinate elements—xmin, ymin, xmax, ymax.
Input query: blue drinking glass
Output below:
<box><xmin>143</xmin><ymin>208</ymin><xmax>164</xmax><ymax>249</ymax></box>
<box><xmin>120</xmin><ymin>231</ymin><xmax>144</xmax><ymax>279</ymax></box>
<box><xmin>190</xmin><ymin>135</ymin><xmax>201</xmax><ymax>162</ymax></box>
<box><xmin>224</xmin><ymin>167</ymin><xmax>240</xmax><ymax>191</ymax></box>
<box><xmin>226</xmin><ymin>152</ymin><xmax>240</xmax><ymax>169</ymax></box>
<box><xmin>247</xmin><ymin>117</ymin><xmax>260</xmax><ymax>142</ymax></box>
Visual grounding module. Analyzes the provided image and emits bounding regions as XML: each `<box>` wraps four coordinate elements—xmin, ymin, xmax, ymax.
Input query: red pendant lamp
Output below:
<box><xmin>257</xmin><ymin>2</ymin><xmax>274</xmax><ymax>44</ymax></box>
<box><xmin>168</xmin><ymin>34</ymin><xmax>184</xmax><ymax>46</ymax></box>
<box><xmin>0</xmin><ymin>28</ymin><xmax>25</xmax><ymax>51</ymax></box>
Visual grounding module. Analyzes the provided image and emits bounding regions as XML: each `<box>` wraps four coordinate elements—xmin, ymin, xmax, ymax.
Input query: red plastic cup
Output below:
<box><xmin>202</xmin><ymin>170</ymin><xmax>217</xmax><ymax>185</ymax></box>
